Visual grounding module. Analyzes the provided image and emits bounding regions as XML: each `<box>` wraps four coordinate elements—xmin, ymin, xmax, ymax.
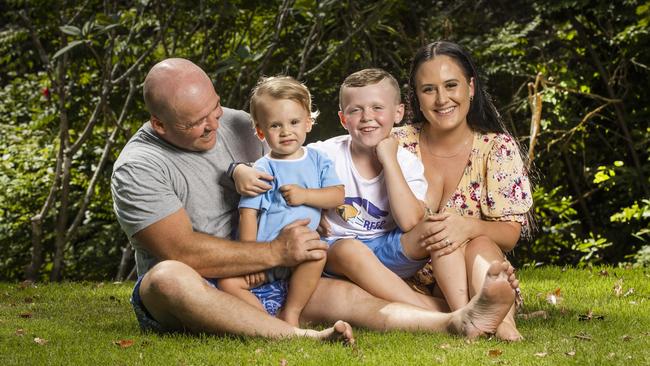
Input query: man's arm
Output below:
<box><xmin>376</xmin><ymin>137</ymin><xmax>425</xmax><ymax>231</ymax></box>
<box><xmin>279</xmin><ymin>185</ymin><xmax>345</xmax><ymax>209</ymax></box>
<box><xmin>133</xmin><ymin>208</ymin><xmax>327</xmax><ymax>278</ymax></box>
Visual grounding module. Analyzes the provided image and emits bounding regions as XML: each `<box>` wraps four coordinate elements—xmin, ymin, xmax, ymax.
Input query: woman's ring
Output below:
<box><xmin>444</xmin><ymin>239</ymin><xmax>451</xmax><ymax>247</ymax></box>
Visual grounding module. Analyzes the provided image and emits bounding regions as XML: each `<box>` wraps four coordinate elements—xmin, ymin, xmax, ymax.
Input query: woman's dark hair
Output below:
<box><xmin>407</xmin><ymin>41</ymin><xmax>507</xmax><ymax>134</ymax></box>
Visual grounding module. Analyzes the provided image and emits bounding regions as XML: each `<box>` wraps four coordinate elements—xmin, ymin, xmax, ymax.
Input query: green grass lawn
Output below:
<box><xmin>1</xmin><ymin>266</ymin><xmax>649</xmax><ymax>365</ymax></box>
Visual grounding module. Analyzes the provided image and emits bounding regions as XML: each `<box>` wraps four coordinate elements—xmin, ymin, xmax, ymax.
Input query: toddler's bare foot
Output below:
<box><xmin>453</xmin><ymin>261</ymin><xmax>515</xmax><ymax>339</ymax></box>
<box><xmin>299</xmin><ymin>320</ymin><xmax>355</xmax><ymax>345</ymax></box>
<box><xmin>278</xmin><ymin>308</ymin><xmax>301</xmax><ymax>327</ymax></box>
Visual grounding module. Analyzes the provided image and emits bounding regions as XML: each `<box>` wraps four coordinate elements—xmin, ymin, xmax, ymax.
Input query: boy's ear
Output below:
<box><xmin>150</xmin><ymin>115</ymin><xmax>166</xmax><ymax>136</ymax></box>
<box><xmin>395</xmin><ymin>103</ymin><xmax>405</xmax><ymax>124</ymax></box>
<box><xmin>255</xmin><ymin>125</ymin><xmax>265</xmax><ymax>140</ymax></box>
<box><xmin>306</xmin><ymin>118</ymin><xmax>313</xmax><ymax>133</ymax></box>
<box><xmin>338</xmin><ymin>111</ymin><xmax>348</xmax><ymax>130</ymax></box>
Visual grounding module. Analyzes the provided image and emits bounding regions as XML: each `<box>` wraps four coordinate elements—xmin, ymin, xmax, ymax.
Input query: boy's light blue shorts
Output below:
<box><xmin>326</xmin><ymin>228</ymin><xmax>429</xmax><ymax>278</ymax></box>
<box><xmin>131</xmin><ymin>276</ymin><xmax>288</xmax><ymax>333</ymax></box>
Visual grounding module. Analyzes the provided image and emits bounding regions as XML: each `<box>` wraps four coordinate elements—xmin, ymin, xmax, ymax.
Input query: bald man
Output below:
<box><xmin>111</xmin><ymin>58</ymin><xmax>518</xmax><ymax>341</ymax></box>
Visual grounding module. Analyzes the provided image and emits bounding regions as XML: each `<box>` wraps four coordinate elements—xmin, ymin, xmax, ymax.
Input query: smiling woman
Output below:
<box><xmin>393</xmin><ymin>41</ymin><xmax>534</xmax><ymax>341</ymax></box>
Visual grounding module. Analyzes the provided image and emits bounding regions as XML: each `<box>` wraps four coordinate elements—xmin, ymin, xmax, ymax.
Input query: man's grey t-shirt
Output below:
<box><xmin>111</xmin><ymin>107</ymin><xmax>265</xmax><ymax>276</ymax></box>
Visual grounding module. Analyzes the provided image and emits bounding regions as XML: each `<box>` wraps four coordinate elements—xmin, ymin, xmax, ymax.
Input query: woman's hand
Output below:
<box><xmin>232</xmin><ymin>164</ymin><xmax>273</xmax><ymax>196</ymax></box>
<box><xmin>420</xmin><ymin>212</ymin><xmax>474</xmax><ymax>257</ymax></box>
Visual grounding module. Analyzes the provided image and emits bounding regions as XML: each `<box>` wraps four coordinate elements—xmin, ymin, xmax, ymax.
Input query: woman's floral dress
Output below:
<box><xmin>392</xmin><ymin>122</ymin><xmax>533</xmax><ymax>294</ymax></box>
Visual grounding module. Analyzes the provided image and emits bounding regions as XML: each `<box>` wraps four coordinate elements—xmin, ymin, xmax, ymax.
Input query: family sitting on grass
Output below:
<box><xmin>111</xmin><ymin>40</ymin><xmax>532</xmax><ymax>344</ymax></box>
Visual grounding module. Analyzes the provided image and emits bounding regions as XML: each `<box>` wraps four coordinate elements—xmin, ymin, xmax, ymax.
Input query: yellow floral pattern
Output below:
<box><xmin>392</xmin><ymin>122</ymin><xmax>533</xmax><ymax>235</ymax></box>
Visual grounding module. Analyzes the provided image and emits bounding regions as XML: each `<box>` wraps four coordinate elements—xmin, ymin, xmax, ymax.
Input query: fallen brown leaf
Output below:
<box><xmin>114</xmin><ymin>339</ymin><xmax>135</xmax><ymax>348</ymax></box>
<box><xmin>613</xmin><ymin>278</ymin><xmax>624</xmax><ymax>297</ymax></box>
<box><xmin>34</xmin><ymin>337</ymin><xmax>48</xmax><ymax>345</ymax></box>
<box><xmin>546</xmin><ymin>288</ymin><xmax>563</xmax><ymax>305</ymax></box>
<box><xmin>578</xmin><ymin>309</ymin><xmax>605</xmax><ymax>321</ymax></box>
<box><xmin>18</xmin><ymin>280</ymin><xmax>34</xmax><ymax>289</ymax></box>
<box><xmin>599</xmin><ymin>270</ymin><xmax>609</xmax><ymax>276</ymax></box>
<box><xmin>255</xmin><ymin>348</ymin><xmax>263</xmax><ymax>354</ymax></box>
<box><xmin>19</xmin><ymin>312</ymin><xmax>32</xmax><ymax>318</ymax></box>
<box><xmin>534</xmin><ymin>352</ymin><xmax>548</xmax><ymax>357</ymax></box>
<box><xmin>439</xmin><ymin>343</ymin><xmax>451</xmax><ymax>349</ymax></box>
<box><xmin>624</xmin><ymin>288</ymin><xmax>635</xmax><ymax>297</ymax></box>
<box><xmin>279</xmin><ymin>359</ymin><xmax>288</xmax><ymax>366</ymax></box>
<box><xmin>518</xmin><ymin>310</ymin><xmax>548</xmax><ymax>320</ymax></box>
<box><xmin>621</xmin><ymin>335</ymin><xmax>632</xmax><ymax>341</ymax></box>
<box><xmin>565</xmin><ymin>350</ymin><xmax>576</xmax><ymax>357</ymax></box>
<box><xmin>24</xmin><ymin>297</ymin><xmax>33</xmax><ymax>303</ymax></box>
<box><xmin>15</xmin><ymin>328</ymin><xmax>25</xmax><ymax>336</ymax></box>
<box><xmin>574</xmin><ymin>332</ymin><xmax>592</xmax><ymax>341</ymax></box>
<box><xmin>488</xmin><ymin>349</ymin><xmax>503</xmax><ymax>357</ymax></box>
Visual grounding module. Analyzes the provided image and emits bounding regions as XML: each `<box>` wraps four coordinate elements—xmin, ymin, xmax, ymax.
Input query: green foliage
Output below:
<box><xmin>1</xmin><ymin>0</ymin><xmax>649</xmax><ymax>279</ymax></box>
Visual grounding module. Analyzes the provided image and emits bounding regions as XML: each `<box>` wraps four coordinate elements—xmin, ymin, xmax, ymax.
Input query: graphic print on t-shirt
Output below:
<box><xmin>336</xmin><ymin>196</ymin><xmax>389</xmax><ymax>231</ymax></box>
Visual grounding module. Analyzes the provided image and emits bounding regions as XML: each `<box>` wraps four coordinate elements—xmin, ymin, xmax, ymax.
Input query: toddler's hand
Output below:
<box><xmin>375</xmin><ymin>136</ymin><xmax>399</xmax><ymax>165</ymax></box>
<box><xmin>245</xmin><ymin>271</ymin><xmax>267</xmax><ymax>288</ymax></box>
<box><xmin>280</xmin><ymin>184</ymin><xmax>307</xmax><ymax>206</ymax></box>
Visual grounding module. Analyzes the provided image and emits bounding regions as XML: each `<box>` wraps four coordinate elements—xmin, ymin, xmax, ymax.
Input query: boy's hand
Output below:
<box><xmin>245</xmin><ymin>271</ymin><xmax>267</xmax><ymax>288</ymax></box>
<box><xmin>375</xmin><ymin>136</ymin><xmax>399</xmax><ymax>165</ymax></box>
<box><xmin>280</xmin><ymin>184</ymin><xmax>307</xmax><ymax>206</ymax></box>
<box><xmin>233</xmin><ymin>164</ymin><xmax>273</xmax><ymax>196</ymax></box>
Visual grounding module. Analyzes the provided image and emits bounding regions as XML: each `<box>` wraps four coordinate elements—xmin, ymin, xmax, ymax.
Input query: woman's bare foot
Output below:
<box><xmin>495</xmin><ymin>263</ymin><xmax>523</xmax><ymax>341</ymax></box>
<box><xmin>495</xmin><ymin>311</ymin><xmax>523</xmax><ymax>341</ymax></box>
<box><xmin>452</xmin><ymin>261</ymin><xmax>515</xmax><ymax>339</ymax></box>
<box><xmin>298</xmin><ymin>320</ymin><xmax>355</xmax><ymax>345</ymax></box>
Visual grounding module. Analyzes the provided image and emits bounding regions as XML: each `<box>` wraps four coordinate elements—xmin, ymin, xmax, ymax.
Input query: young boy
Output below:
<box><xmin>218</xmin><ymin>76</ymin><xmax>344</xmax><ymax>326</ymax></box>
<box><xmin>310</xmin><ymin>68</ymin><xmax>440</xmax><ymax>309</ymax></box>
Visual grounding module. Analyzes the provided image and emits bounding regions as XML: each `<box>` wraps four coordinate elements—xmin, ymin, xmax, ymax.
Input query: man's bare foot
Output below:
<box><xmin>299</xmin><ymin>320</ymin><xmax>355</xmax><ymax>345</ymax></box>
<box><xmin>453</xmin><ymin>261</ymin><xmax>515</xmax><ymax>339</ymax></box>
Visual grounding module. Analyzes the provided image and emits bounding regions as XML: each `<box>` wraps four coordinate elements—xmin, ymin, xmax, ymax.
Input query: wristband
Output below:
<box><xmin>227</xmin><ymin>162</ymin><xmax>253</xmax><ymax>179</ymax></box>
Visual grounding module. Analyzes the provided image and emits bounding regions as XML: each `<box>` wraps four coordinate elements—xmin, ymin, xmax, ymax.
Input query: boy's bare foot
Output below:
<box><xmin>452</xmin><ymin>261</ymin><xmax>515</xmax><ymax>339</ymax></box>
<box><xmin>299</xmin><ymin>320</ymin><xmax>355</xmax><ymax>345</ymax></box>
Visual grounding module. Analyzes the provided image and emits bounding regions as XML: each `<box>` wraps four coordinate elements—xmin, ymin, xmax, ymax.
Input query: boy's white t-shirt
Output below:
<box><xmin>309</xmin><ymin>135</ymin><xmax>427</xmax><ymax>241</ymax></box>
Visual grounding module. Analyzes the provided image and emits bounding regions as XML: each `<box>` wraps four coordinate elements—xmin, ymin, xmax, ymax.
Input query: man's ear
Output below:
<box><xmin>150</xmin><ymin>115</ymin><xmax>166</xmax><ymax>136</ymax></box>
<box><xmin>255</xmin><ymin>126</ymin><xmax>265</xmax><ymax>140</ymax></box>
<box><xmin>338</xmin><ymin>111</ymin><xmax>348</xmax><ymax>130</ymax></box>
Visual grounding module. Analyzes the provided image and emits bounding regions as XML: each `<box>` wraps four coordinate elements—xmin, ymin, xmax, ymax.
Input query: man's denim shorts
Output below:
<box><xmin>131</xmin><ymin>275</ymin><xmax>288</xmax><ymax>332</ymax></box>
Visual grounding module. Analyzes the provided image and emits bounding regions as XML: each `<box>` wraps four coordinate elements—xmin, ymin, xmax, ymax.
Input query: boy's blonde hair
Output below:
<box><xmin>249</xmin><ymin>76</ymin><xmax>319</xmax><ymax>126</ymax></box>
<box><xmin>339</xmin><ymin>68</ymin><xmax>401</xmax><ymax>110</ymax></box>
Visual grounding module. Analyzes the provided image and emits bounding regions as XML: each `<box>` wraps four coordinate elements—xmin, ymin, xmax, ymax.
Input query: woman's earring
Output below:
<box><xmin>469</xmin><ymin>95</ymin><xmax>473</xmax><ymax>103</ymax></box>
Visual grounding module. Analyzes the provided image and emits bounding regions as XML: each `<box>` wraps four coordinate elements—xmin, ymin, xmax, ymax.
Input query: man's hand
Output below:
<box><xmin>280</xmin><ymin>184</ymin><xmax>307</xmax><ymax>206</ymax></box>
<box><xmin>233</xmin><ymin>164</ymin><xmax>273</xmax><ymax>196</ymax></box>
<box><xmin>271</xmin><ymin>218</ymin><xmax>328</xmax><ymax>267</ymax></box>
<box><xmin>375</xmin><ymin>135</ymin><xmax>399</xmax><ymax>165</ymax></box>
<box><xmin>245</xmin><ymin>271</ymin><xmax>267</xmax><ymax>288</ymax></box>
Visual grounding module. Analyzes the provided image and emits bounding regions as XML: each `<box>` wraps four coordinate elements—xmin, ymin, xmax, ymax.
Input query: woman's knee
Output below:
<box><xmin>464</xmin><ymin>236</ymin><xmax>503</xmax><ymax>262</ymax></box>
